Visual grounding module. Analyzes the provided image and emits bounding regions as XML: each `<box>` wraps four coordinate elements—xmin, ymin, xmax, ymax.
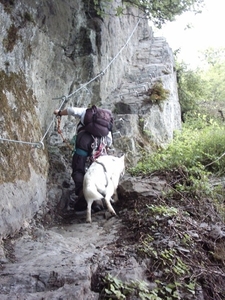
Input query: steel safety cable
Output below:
<box><xmin>67</xmin><ymin>19</ymin><xmax>141</xmax><ymax>100</ymax></box>
<box><xmin>40</xmin><ymin>18</ymin><xmax>141</xmax><ymax>144</ymax></box>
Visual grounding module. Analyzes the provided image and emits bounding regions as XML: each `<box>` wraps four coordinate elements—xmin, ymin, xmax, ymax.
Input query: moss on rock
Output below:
<box><xmin>0</xmin><ymin>70</ymin><xmax>48</xmax><ymax>184</ymax></box>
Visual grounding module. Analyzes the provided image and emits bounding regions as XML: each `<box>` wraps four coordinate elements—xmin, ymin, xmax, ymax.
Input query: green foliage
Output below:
<box><xmin>93</xmin><ymin>0</ymin><xmax>111</xmax><ymax>16</ymax></box>
<box><xmin>184</xmin><ymin>114</ymin><xmax>225</xmax><ymax>175</ymax></box>
<box><xmin>101</xmin><ymin>272</ymin><xmax>196</xmax><ymax>299</ymax></box>
<box><xmin>199</xmin><ymin>47</ymin><xmax>225</xmax><ymax>102</ymax></box>
<box><xmin>101</xmin><ymin>274</ymin><xmax>155</xmax><ymax>299</ymax></box>
<box><xmin>92</xmin><ymin>0</ymin><xmax>204</xmax><ymax>28</ymax></box>
<box><xmin>146</xmin><ymin>204</ymin><xmax>178</xmax><ymax>217</ymax></box>
<box><xmin>130</xmin><ymin>114</ymin><xmax>225</xmax><ymax>216</ymax></box>
<box><xmin>143</xmin><ymin>81</ymin><xmax>170</xmax><ymax>103</ymax></box>
<box><xmin>125</xmin><ymin>0</ymin><xmax>204</xmax><ymax>28</ymax></box>
<box><xmin>200</xmin><ymin>47</ymin><xmax>225</xmax><ymax>67</ymax></box>
<box><xmin>176</xmin><ymin>48</ymin><xmax>225</xmax><ymax>122</ymax></box>
<box><xmin>137</xmin><ymin>243</ymin><xmax>194</xmax><ymax>298</ymax></box>
<box><xmin>176</xmin><ymin>61</ymin><xmax>206</xmax><ymax>119</ymax></box>
<box><xmin>130</xmin><ymin>114</ymin><xmax>225</xmax><ymax>178</ymax></box>
<box><xmin>115</xmin><ymin>6</ymin><xmax>124</xmax><ymax>16</ymax></box>
<box><xmin>23</xmin><ymin>11</ymin><xmax>35</xmax><ymax>24</ymax></box>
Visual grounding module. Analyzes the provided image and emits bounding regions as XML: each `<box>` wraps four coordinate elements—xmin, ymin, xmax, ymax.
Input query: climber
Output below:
<box><xmin>54</xmin><ymin>105</ymin><xmax>113</xmax><ymax>212</ymax></box>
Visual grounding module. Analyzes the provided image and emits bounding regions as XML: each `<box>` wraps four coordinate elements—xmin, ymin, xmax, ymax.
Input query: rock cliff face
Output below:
<box><xmin>0</xmin><ymin>0</ymin><xmax>181</xmax><ymax>237</ymax></box>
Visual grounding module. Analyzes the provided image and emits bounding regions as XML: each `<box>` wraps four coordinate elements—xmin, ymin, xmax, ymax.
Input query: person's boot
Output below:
<box><xmin>73</xmin><ymin>190</ymin><xmax>87</xmax><ymax>211</ymax></box>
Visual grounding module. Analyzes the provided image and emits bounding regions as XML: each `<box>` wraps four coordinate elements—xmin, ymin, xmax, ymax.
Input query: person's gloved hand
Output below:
<box><xmin>54</xmin><ymin>109</ymin><xmax>60</xmax><ymax>115</ymax></box>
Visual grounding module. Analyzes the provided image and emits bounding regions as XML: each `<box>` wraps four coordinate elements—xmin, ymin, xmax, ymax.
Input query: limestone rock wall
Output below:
<box><xmin>0</xmin><ymin>0</ymin><xmax>181</xmax><ymax>237</ymax></box>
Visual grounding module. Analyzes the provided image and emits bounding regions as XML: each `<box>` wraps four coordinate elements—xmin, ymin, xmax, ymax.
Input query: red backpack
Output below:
<box><xmin>83</xmin><ymin>105</ymin><xmax>113</xmax><ymax>137</ymax></box>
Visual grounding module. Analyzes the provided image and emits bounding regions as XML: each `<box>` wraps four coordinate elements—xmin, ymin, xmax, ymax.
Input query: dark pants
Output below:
<box><xmin>71</xmin><ymin>131</ymin><xmax>94</xmax><ymax>195</ymax></box>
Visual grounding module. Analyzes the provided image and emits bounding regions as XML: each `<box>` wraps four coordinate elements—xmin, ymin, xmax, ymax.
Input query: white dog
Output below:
<box><xmin>83</xmin><ymin>154</ymin><xmax>125</xmax><ymax>223</ymax></box>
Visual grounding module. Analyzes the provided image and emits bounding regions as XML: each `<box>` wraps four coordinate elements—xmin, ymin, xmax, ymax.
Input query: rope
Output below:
<box><xmin>56</xmin><ymin>116</ymin><xmax>73</xmax><ymax>151</ymax></box>
<box><xmin>40</xmin><ymin>96</ymin><xmax>68</xmax><ymax>144</ymax></box>
<box><xmin>0</xmin><ymin>18</ymin><xmax>141</xmax><ymax>149</ymax></box>
<box><xmin>0</xmin><ymin>138</ymin><xmax>44</xmax><ymax>149</ymax></box>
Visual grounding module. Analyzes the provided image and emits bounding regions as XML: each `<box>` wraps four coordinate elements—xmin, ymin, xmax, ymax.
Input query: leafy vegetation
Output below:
<box><xmin>98</xmin><ymin>107</ymin><xmax>225</xmax><ymax>299</ymax></box>
<box><xmin>112</xmin><ymin>103</ymin><xmax>225</xmax><ymax>298</ymax></box>
<box><xmin>120</xmin><ymin>51</ymin><xmax>225</xmax><ymax>299</ymax></box>
<box><xmin>114</xmin><ymin>183</ymin><xmax>225</xmax><ymax>299</ymax></box>
<box><xmin>176</xmin><ymin>47</ymin><xmax>225</xmax><ymax>121</ymax></box>
<box><xmin>93</xmin><ymin>0</ymin><xmax>204</xmax><ymax>28</ymax></box>
<box><xmin>143</xmin><ymin>81</ymin><xmax>170</xmax><ymax>103</ymax></box>
<box><xmin>130</xmin><ymin>114</ymin><xmax>225</xmax><ymax>177</ymax></box>
<box><xmin>176</xmin><ymin>62</ymin><xmax>206</xmax><ymax>121</ymax></box>
<box><xmin>102</xmin><ymin>274</ymin><xmax>154</xmax><ymax>299</ymax></box>
<box><xmin>199</xmin><ymin>47</ymin><xmax>225</xmax><ymax>103</ymax></box>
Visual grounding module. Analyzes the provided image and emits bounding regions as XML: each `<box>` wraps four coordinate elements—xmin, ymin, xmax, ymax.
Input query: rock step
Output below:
<box><xmin>109</xmin><ymin>28</ymin><xmax>174</xmax><ymax>106</ymax></box>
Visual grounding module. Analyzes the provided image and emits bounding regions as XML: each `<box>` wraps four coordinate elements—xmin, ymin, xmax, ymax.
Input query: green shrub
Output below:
<box><xmin>130</xmin><ymin>114</ymin><xmax>225</xmax><ymax>176</ymax></box>
<box><xmin>143</xmin><ymin>81</ymin><xmax>170</xmax><ymax>104</ymax></box>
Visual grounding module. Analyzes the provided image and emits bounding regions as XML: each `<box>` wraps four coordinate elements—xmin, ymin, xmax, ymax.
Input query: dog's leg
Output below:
<box><xmin>113</xmin><ymin>190</ymin><xmax>119</xmax><ymax>203</ymax></box>
<box><xmin>86</xmin><ymin>200</ymin><xmax>93</xmax><ymax>223</ymax></box>
<box><xmin>104</xmin><ymin>184</ymin><xmax>117</xmax><ymax>217</ymax></box>
<box><xmin>105</xmin><ymin>196</ymin><xmax>117</xmax><ymax>216</ymax></box>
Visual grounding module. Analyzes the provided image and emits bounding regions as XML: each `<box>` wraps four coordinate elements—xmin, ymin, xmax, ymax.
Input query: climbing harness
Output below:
<box><xmin>91</xmin><ymin>136</ymin><xmax>108</xmax><ymax>161</ymax></box>
<box><xmin>82</xmin><ymin>136</ymin><xmax>109</xmax><ymax>186</ymax></box>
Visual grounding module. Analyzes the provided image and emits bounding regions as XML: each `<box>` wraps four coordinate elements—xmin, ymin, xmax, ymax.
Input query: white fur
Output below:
<box><xmin>83</xmin><ymin>155</ymin><xmax>125</xmax><ymax>223</ymax></box>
